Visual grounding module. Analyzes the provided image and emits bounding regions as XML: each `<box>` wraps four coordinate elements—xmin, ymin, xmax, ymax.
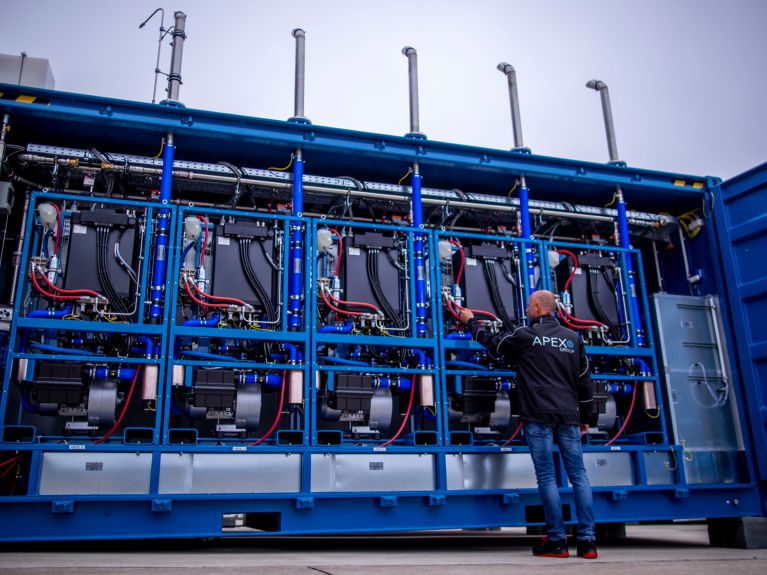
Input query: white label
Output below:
<box><xmin>610</xmin><ymin>446</ymin><xmax>622</xmax><ymax>451</ymax></box>
<box><xmin>68</xmin><ymin>444</ymin><xmax>86</xmax><ymax>450</ymax></box>
<box><xmin>348</xmin><ymin>247</ymin><xmax>361</xmax><ymax>256</ymax></box>
<box><xmin>72</xmin><ymin>224</ymin><xmax>88</xmax><ymax>235</ymax></box>
<box><xmin>217</xmin><ymin>236</ymin><xmax>230</xmax><ymax>246</ymax></box>
<box><xmin>500</xmin><ymin>447</ymin><xmax>512</xmax><ymax>452</ymax></box>
<box><xmin>466</xmin><ymin>257</ymin><xmax>477</xmax><ymax>267</ymax></box>
<box><xmin>373</xmin><ymin>447</ymin><xmax>386</xmax><ymax>452</ymax></box>
<box><xmin>575</xmin><ymin>268</ymin><xmax>583</xmax><ymax>275</ymax></box>
<box><xmin>232</xmin><ymin>446</ymin><xmax>246</xmax><ymax>452</ymax></box>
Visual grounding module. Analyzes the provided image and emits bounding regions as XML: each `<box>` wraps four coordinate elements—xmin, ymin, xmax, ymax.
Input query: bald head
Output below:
<box><xmin>527</xmin><ymin>290</ymin><xmax>557</xmax><ymax>321</ymax></box>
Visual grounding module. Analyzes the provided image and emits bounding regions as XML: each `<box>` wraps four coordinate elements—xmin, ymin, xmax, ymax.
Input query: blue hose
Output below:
<box><xmin>445</xmin><ymin>331</ymin><xmax>471</xmax><ymax>340</ymax></box>
<box><xmin>318</xmin><ymin>356</ymin><xmax>369</xmax><ymax>366</ymax></box>
<box><xmin>182</xmin><ymin>314</ymin><xmax>220</xmax><ymax>327</ymax></box>
<box><xmin>27</xmin><ymin>306</ymin><xmax>72</xmax><ymax>319</ymax></box>
<box><xmin>412</xmin><ymin>349</ymin><xmax>432</xmax><ymax>368</ymax></box>
<box><xmin>282</xmin><ymin>343</ymin><xmax>298</xmax><ymax>363</ymax></box>
<box><xmin>446</xmin><ymin>360</ymin><xmax>489</xmax><ymax>371</ymax></box>
<box><xmin>137</xmin><ymin>336</ymin><xmax>154</xmax><ymax>357</ymax></box>
<box><xmin>319</xmin><ymin>321</ymin><xmax>353</xmax><ymax>334</ymax></box>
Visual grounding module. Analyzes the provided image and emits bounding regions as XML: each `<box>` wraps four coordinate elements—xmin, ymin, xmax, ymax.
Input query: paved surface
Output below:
<box><xmin>1</xmin><ymin>524</ymin><xmax>766</xmax><ymax>574</ymax></box>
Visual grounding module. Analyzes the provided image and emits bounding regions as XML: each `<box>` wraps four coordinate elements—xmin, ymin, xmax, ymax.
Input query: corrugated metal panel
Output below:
<box><xmin>716</xmin><ymin>162</ymin><xmax>767</xmax><ymax>479</ymax></box>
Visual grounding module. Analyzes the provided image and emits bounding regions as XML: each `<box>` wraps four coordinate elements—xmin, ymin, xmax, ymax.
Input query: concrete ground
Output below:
<box><xmin>1</xmin><ymin>523</ymin><xmax>766</xmax><ymax>575</ymax></box>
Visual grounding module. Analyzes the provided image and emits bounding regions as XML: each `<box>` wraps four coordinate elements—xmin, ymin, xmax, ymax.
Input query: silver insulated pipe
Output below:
<box><xmin>401</xmin><ymin>46</ymin><xmax>423</xmax><ymax>137</ymax></box>
<box><xmin>291</xmin><ymin>28</ymin><xmax>308</xmax><ymax>122</ymax></box>
<box><xmin>586</xmin><ymin>79</ymin><xmax>619</xmax><ymax>163</ymax></box>
<box><xmin>497</xmin><ymin>62</ymin><xmax>524</xmax><ymax>150</ymax></box>
<box><xmin>166</xmin><ymin>11</ymin><xmax>187</xmax><ymax>103</ymax></box>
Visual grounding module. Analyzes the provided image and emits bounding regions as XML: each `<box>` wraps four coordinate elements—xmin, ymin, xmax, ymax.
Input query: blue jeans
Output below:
<box><xmin>525</xmin><ymin>421</ymin><xmax>595</xmax><ymax>541</ymax></box>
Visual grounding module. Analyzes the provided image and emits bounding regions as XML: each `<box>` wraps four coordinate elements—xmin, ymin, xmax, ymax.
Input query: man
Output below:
<box><xmin>459</xmin><ymin>290</ymin><xmax>597</xmax><ymax>559</ymax></box>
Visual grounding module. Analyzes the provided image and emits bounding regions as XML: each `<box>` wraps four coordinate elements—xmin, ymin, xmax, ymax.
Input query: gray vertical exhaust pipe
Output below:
<box><xmin>164</xmin><ymin>11</ymin><xmax>187</xmax><ymax>105</ymax></box>
<box><xmin>290</xmin><ymin>28</ymin><xmax>310</xmax><ymax>123</ymax></box>
<box><xmin>402</xmin><ymin>46</ymin><xmax>424</xmax><ymax>138</ymax></box>
<box><xmin>586</xmin><ymin>79</ymin><xmax>619</xmax><ymax>163</ymax></box>
<box><xmin>497</xmin><ymin>62</ymin><xmax>525</xmax><ymax>151</ymax></box>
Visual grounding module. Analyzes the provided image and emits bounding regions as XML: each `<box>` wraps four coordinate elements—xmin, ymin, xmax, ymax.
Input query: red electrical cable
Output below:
<box><xmin>188</xmin><ymin>278</ymin><xmax>248</xmax><ymax>306</ymax></box>
<box><xmin>326</xmin><ymin>227</ymin><xmax>343</xmax><ymax>277</ymax></box>
<box><xmin>380</xmin><ymin>373</ymin><xmax>417</xmax><ymax>447</ymax></box>
<box><xmin>0</xmin><ymin>461</ymin><xmax>19</xmax><ymax>483</ymax></box>
<box><xmin>449</xmin><ymin>239</ymin><xmax>465</xmax><ymax>286</ymax></box>
<box><xmin>557</xmin><ymin>304</ymin><xmax>606</xmax><ymax>329</ymax></box>
<box><xmin>501</xmin><ymin>420</ymin><xmax>524</xmax><ymax>446</ymax></box>
<box><xmin>249</xmin><ymin>370</ymin><xmax>287</xmax><ymax>446</ymax></box>
<box><xmin>52</xmin><ymin>203</ymin><xmax>62</xmax><ymax>256</ymax></box>
<box><xmin>444</xmin><ymin>295</ymin><xmax>462</xmax><ymax>321</ymax></box>
<box><xmin>325</xmin><ymin>288</ymin><xmax>382</xmax><ymax>314</ymax></box>
<box><xmin>196</xmin><ymin>216</ymin><xmax>209</xmax><ymax>267</ymax></box>
<box><xmin>92</xmin><ymin>366</ymin><xmax>142</xmax><ymax>445</ymax></box>
<box><xmin>30</xmin><ymin>271</ymin><xmax>81</xmax><ymax>301</ymax></box>
<box><xmin>605</xmin><ymin>381</ymin><xmax>638</xmax><ymax>446</ymax></box>
<box><xmin>184</xmin><ymin>280</ymin><xmax>231</xmax><ymax>310</ymax></box>
<box><xmin>0</xmin><ymin>455</ymin><xmax>22</xmax><ymax>471</ymax></box>
<box><xmin>38</xmin><ymin>270</ymin><xmax>100</xmax><ymax>297</ymax></box>
<box><xmin>320</xmin><ymin>290</ymin><xmax>365</xmax><ymax>317</ymax></box>
<box><xmin>556</xmin><ymin>249</ymin><xmax>579</xmax><ymax>294</ymax></box>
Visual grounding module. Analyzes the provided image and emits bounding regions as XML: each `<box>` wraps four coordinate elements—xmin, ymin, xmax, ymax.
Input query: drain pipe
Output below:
<box><xmin>148</xmin><ymin>133</ymin><xmax>175</xmax><ymax>322</ymax></box>
<box><xmin>586</xmin><ymin>79</ymin><xmax>644</xmax><ymax>345</ymax></box>
<box><xmin>498</xmin><ymin>62</ymin><xmax>534</xmax><ymax>294</ymax></box>
<box><xmin>164</xmin><ymin>11</ymin><xmax>187</xmax><ymax>105</ymax></box>
<box><xmin>288</xmin><ymin>29</ymin><xmax>309</xmax><ymax>331</ymax></box>
<box><xmin>403</xmin><ymin>47</ymin><xmax>428</xmax><ymax>337</ymax></box>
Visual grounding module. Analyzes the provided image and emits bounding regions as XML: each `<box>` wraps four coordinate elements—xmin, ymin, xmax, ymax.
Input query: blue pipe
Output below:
<box><xmin>411</xmin><ymin>348</ymin><xmax>432</xmax><ymax>368</ymax></box>
<box><xmin>518</xmin><ymin>185</ymin><xmax>536</xmax><ymax>294</ymax></box>
<box><xmin>617</xmin><ymin>197</ymin><xmax>645</xmax><ymax>346</ymax></box>
<box><xmin>318</xmin><ymin>355</ymin><xmax>369</xmax><ymax>366</ymax></box>
<box><xmin>446</xmin><ymin>360</ymin><xmax>489</xmax><ymax>371</ymax></box>
<box><xmin>411</xmin><ymin>173</ymin><xmax>428</xmax><ymax>337</ymax></box>
<box><xmin>288</xmin><ymin>156</ymin><xmax>304</xmax><ymax>330</ymax></box>
<box><xmin>21</xmin><ymin>390</ymin><xmax>39</xmax><ymax>414</ymax></box>
<box><xmin>379</xmin><ymin>376</ymin><xmax>411</xmax><ymax>390</ymax></box>
<box><xmin>634</xmin><ymin>358</ymin><xmax>651</xmax><ymax>375</ymax></box>
<box><xmin>180</xmin><ymin>350</ymin><xmax>238</xmax><ymax>362</ymax></box>
<box><xmin>149</xmin><ymin>138</ymin><xmax>175</xmax><ymax>321</ymax></box>
<box><xmin>90</xmin><ymin>367</ymin><xmax>137</xmax><ymax>381</ymax></box>
<box><xmin>180</xmin><ymin>239</ymin><xmax>195</xmax><ymax>264</ymax></box>
<box><xmin>240</xmin><ymin>372</ymin><xmax>282</xmax><ymax>387</ymax></box>
<box><xmin>137</xmin><ymin>336</ymin><xmax>154</xmax><ymax>357</ymax></box>
<box><xmin>27</xmin><ymin>306</ymin><xmax>72</xmax><ymax>319</ymax></box>
<box><xmin>29</xmin><ymin>343</ymin><xmax>94</xmax><ymax>355</ymax></box>
<box><xmin>182</xmin><ymin>314</ymin><xmax>220</xmax><ymax>327</ymax></box>
<box><xmin>319</xmin><ymin>321</ymin><xmax>353</xmax><ymax>334</ymax></box>
<box><xmin>169</xmin><ymin>401</ymin><xmax>186</xmax><ymax>417</ymax></box>
<box><xmin>446</xmin><ymin>331</ymin><xmax>471</xmax><ymax>340</ymax></box>
<box><xmin>282</xmin><ymin>343</ymin><xmax>298</xmax><ymax>363</ymax></box>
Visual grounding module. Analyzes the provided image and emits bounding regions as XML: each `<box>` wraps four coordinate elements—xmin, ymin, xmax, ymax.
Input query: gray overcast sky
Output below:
<box><xmin>1</xmin><ymin>0</ymin><xmax>765</xmax><ymax>180</ymax></box>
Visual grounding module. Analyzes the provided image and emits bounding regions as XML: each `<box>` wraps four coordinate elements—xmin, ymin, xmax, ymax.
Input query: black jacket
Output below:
<box><xmin>467</xmin><ymin>314</ymin><xmax>593</xmax><ymax>425</ymax></box>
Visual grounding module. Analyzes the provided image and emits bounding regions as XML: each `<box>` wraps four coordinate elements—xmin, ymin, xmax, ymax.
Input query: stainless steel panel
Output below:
<box><xmin>683</xmin><ymin>449</ymin><xmax>748</xmax><ymax>485</ymax></box>
<box><xmin>311</xmin><ymin>453</ymin><xmax>435</xmax><ymax>492</ymax></box>
<box><xmin>582</xmin><ymin>452</ymin><xmax>634</xmax><ymax>486</ymax></box>
<box><xmin>445</xmin><ymin>453</ymin><xmax>537</xmax><ymax>490</ymax></box>
<box><xmin>643</xmin><ymin>451</ymin><xmax>676</xmax><ymax>485</ymax></box>
<box><xmin>158</xmin><ymin>453</ymin><xmax>301</xmax><ymax>494</ymax></box>
<box><xmin>39</xmin><ymin>452</ymin><xmax>152</xmax><ymax>495</ymax></box>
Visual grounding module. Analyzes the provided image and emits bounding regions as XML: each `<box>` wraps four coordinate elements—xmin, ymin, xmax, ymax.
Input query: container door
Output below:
<box><xmin>713</xmin><ymin>162</ymin><xmax>767</xmax><ymax>479</ymax></box>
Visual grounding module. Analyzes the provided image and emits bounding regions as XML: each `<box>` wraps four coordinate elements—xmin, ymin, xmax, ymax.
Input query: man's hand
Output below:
<box><xmin>580</xmin><ymin>423</ymin><xmax>589</xmax><ymax>436</ymax></box>
<box><xmin>458</xmin><ymin>308</ymin><xmax>474</xmax><ymax>325</ymax></box>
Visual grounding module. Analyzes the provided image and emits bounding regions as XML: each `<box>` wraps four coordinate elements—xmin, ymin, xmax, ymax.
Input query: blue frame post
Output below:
<box><xmin>148</xmin><ymin>133</ymin><xmax>175</xmax><ymax>322</ymax></box>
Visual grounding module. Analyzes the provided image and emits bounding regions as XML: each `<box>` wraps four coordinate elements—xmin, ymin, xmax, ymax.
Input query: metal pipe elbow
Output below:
<box><xmin>497</xmin><ymin>62</ymin><xmax>515</xmax><ymax>75</ymax></box>
<box><xmin>292</xmin><ymin>28</ymin><xmax>306</xmax><ymax>38</ymax></box>
<box><xmin>586</xmin><ymin>79</ymin><xmax>607</xmax><ymax>91</ymax></box>
<box><xmin>402</xmin><ymin>46</ymin><xmax>417</xmax><ymax>57</ymax></box>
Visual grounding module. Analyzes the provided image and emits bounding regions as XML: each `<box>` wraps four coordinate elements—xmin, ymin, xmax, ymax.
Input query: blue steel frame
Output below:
<box><xmin>0</xmin><ymin>83</ymin><xmax>763</xmax><ymax>540</ymax></box>
<box><xmin>0</xmin><ymin>191</ymin><xmax>172</xmax><ymax>445</ymax></box>
<box><xmin>308</xmin><ymin>217</ymin><xmax>441</xmax><ymax>448</ymax></box>
<box><xmin>165</xmin><ymin>205</ymin><xmax>311</xmax><ymax>445</ymax></box>
<box><xmin>432</xmin><ymin>230</ymin><xmax>535</xmax><ymax>447</ymax></box>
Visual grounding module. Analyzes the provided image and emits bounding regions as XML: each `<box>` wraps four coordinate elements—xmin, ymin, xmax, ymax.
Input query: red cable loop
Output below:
<box><xmin>30</xmin><ymin>271</ymin><xmax>81</xmax><ymax>301</ymax></box>
<box><xmin>326</xmin><ymin>228</ymin><xmax>343</xmax><ymax>277</ymax></box>
<box><xmin>93</xmin><ymin>366</ymin><xmax>142</xmax><ymax>445</ymax></box>
<box><xmin>195</xmin><ymin>216</ymin><xmax>209</xmax><ymax>267</ymax></box>
<box><xmin>380</xmin><ymin>373</ymin><xmax>418</xmax><ymax>447</ymax></box>
<box><xmin>320</xmin><ymin>290</ymin><xmax>364</xmax><ymax>317</ymax></box>
<box><xmin>184</xmin><ymin>280</ymin><xmax>230</xmax><ymax>310</ymax></box>
<box><xmin>249</xmin><ymin>370</ymin><xmax>287</xmax><ymax>446</ymax></box>
<box><xmin>38</xmin><ymin>270</ymin><xmax>100</xmax><ymax>297</ymax></box>
<box><xmin>605</xmin><ymin>381</ymin><xmax>638</xmax><ymax>446</ymax></box>
<box><xmin>556</xmin><ymin>249</ymin><xmax>579</xmax><ymax>294</ymax></box>
<box><xmin>325</xmin><ymin>288</ymin><xmax>382</xmax><ymax>314</ymax></box>
<box><xmin>188</xmin><ymin>278</ymin><xmax>247</xmax><ymax>306</ymax></box>
<box><xmin>501</xmin><ymin>420</ymin><xmax>524</xmax><ymax>446</ymax></box>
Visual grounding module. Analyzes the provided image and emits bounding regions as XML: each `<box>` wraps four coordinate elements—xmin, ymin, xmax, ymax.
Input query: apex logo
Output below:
<box><xmin>532</xmin><ymin>336</ymin><xmax>575</xmax><ymax>352</ymax></box>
